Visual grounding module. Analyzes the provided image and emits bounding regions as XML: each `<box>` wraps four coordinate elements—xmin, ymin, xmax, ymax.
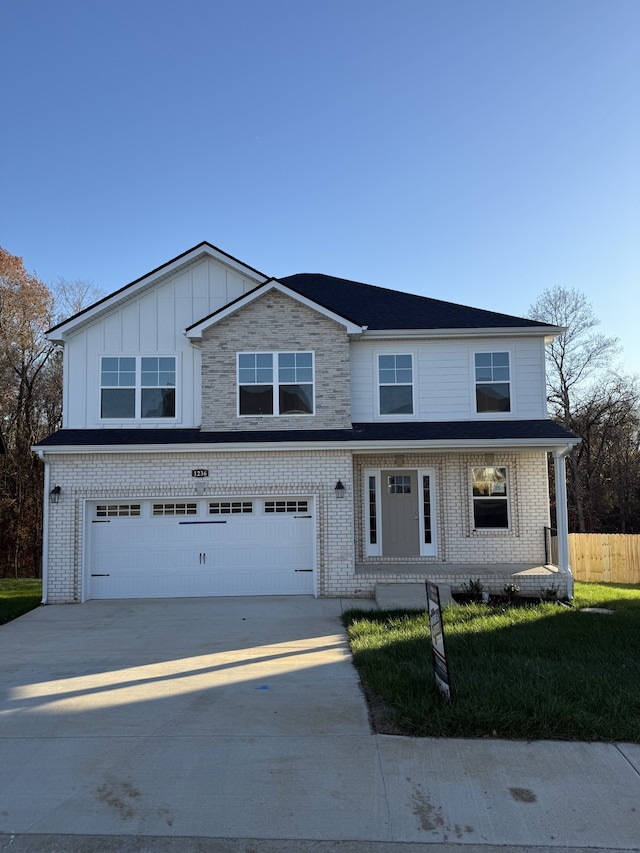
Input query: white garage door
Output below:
<box><xmin>87</xmin><ymin>497</ymin><xmax>315</xmax><ymax>599</ymax></box>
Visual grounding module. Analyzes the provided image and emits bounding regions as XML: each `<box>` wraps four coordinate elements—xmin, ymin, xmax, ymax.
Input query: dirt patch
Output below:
<box><xmin>359</xmin><ymin>681</ymin><xmax>405</xmax><ymax>735</ymax></box>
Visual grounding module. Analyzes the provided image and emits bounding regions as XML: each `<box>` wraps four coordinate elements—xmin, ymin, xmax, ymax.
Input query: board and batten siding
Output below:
<box><xmin>62</xmin><ymin>258</ymin><xmax>260</xmax><ymax>429</ymax></box>
<box><xmin>349</xmin><ymin>337</ymin><xmax>548</xmax><ymax>422</ymax></box>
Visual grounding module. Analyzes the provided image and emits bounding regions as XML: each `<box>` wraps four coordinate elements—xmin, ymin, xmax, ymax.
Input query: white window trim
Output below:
<box><xmin>364</xmin><ymin>467</ymin><xmax>437</xmax><ymax>557</ymax></box>
<box><xmin>418</xmin><ymin>468</ymin><xmax>438</xmax><ymax>556</ymax></box>
<box><xmin>374</xmin><ymin>350</ymin><xmax>417</xmax><ymax>420</ymax></box>
<box><xmin>98</xmin><ymin>354</ymin><xmax>180</xmax><ymax>423</ymax></box>
<box><xmin>236</xmin><ymin>351</ymin><xmax>316</xmax><ymax>417</ymax></box>
<box><xmin>470</xmin><ymin>347</ymin><xmax>516</xmax><ymax>418</ymax></box>
<box><xmin>470</xmin><ymin>465</ymin><xmax>512</xmax><ymax>532</ymax></box>
<box><xmin>364</xmin><ymin>469</ymin><xmax>382</xmax><ymax>556</ymax></box>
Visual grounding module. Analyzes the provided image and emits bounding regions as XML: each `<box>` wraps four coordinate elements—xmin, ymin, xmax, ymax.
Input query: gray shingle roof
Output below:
<box><xmin>279</xmin><ymin>273</ymin><xmax>549</xmax><ymax>331</ymax></box>
<box><xmin>35</xmin><ymin>420</ymin><xmax>577</xmax><ymax>448</ymax></box>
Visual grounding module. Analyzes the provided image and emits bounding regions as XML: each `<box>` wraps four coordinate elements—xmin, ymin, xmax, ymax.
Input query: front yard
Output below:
<box><xmin>343</xmin><ymin>582</ymin><xmax>640</xmax><ymax>741</ymax></box>
<box><xmin>0</xmin><ymin>579</ymin><xmax>42</xmax><ymax>625</ymax></box>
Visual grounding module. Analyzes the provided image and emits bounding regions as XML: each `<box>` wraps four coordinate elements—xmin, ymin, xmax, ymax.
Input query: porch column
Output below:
<box><xmin>553</xmin><ymin>448</ymin><xmax>573</xmax><ymax>599</ymax></box>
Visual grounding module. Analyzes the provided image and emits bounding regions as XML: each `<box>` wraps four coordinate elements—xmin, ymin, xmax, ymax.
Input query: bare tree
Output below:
<box><xmin>529</xmin><ymin>286</ymin><xmax>640</xmax><ymax>533</ymax></box>
<box><xmin>51</xmin><ymin>277</ymin><xmax>104</xmax><ymax>324</ymax></box>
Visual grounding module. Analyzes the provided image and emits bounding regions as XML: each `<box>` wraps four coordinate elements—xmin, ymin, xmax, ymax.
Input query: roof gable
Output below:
<box><xmin>47</xmin><ymin>242</ymin><xmax>269</xmax><ymax>341</ymax></box>
<box><xmin>186</xmin><ymin>279</ymin><xmax>363</xmax><ymax>339</ymax></box>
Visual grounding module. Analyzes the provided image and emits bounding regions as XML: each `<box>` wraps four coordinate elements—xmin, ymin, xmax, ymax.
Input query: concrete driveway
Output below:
<box><xmin>2</xmin><ymin>596</ymin><xmax>640</xmax><ymax>852</ymax></box>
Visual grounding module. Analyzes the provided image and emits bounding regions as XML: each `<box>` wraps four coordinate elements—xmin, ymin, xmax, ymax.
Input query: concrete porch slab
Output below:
<box><xmin>375</xmin><ymin>583</ymin><xmax>455</xmax><ymax>610</ymax></box>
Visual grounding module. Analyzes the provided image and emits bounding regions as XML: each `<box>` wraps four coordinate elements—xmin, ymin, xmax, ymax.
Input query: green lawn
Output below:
<box><xmin>0</xmin><ymin>579</ymin><xmax>42</xmax><ymax>625</ymax></box>
<box><xmin>342</xmin><ymin>582</ymin><xmax>640</xmax><ymax>741</ymax></box>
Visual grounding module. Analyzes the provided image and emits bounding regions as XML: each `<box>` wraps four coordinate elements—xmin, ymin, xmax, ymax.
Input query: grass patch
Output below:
<box><xmin>0</xmin><ymin>579</ymin><xmax>42</xmax><ymax>625</ymax></box>
<box><xmin>343</xmin><ymin>582</ymin><xmax>640</xmax><ymax>741</ymax></box>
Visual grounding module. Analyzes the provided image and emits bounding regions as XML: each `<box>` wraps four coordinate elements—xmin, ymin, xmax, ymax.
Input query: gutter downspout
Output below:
<box><xmin>37</xmin><ymin>450</ymin><xmax>49</xmax><ymax>604</ymax></box>
<box><xmin>553</xmin><ymin>447</ymin><xmax>574</xmax><ymax>600</ymax></box>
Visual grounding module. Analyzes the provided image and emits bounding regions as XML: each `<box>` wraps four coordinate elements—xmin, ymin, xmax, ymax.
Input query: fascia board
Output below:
<box><xmin>359</xmin><ymin>325</ymin><xmax>564</xmax><ymax>340</ymax></box>
<box><xmin>186</xmin><ymin>281</ymin><xmax>363</xmax><ymax>339</ymax></box>
<box><xmin>46</xmin><ymin>243</ymin><xmax>269</xmax><ymax>343</ymax></box>
<box><xmin>34</xmin><ymin>437</ymin><xmax>580</xmax><ymax>456</ymax></box>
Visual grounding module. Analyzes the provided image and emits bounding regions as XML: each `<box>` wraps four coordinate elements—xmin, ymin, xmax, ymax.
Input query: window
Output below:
<box><xmin>472</xmin><ymin>467</ymin><xmax>509</xmax><ymax>529</ymax></box>
<box><xmin>378</xmin><ymin>354</ymin><xmax>413</xmax><ymax>415</ymax></box>
<box><xmin>238</xmin><ymin>352</ymin><xmax>314</xmax><ymax>416</ymax></box>
<box><xmin>475</xmin><ymin>352</ymin><xmax>510</xmax><ymax>413</ymax></box>
<box><xmin>101</xmin><ymin>356</ymin><xmax>176</xmax><ymax>419</ymax></box>
<box><xmin>141</xmin><ymin>358</ymin><xmax>176</xmax><ymax>418</ymax></box>
<box><xmin>387</xmin><ymin>475</ymin><xmax>411</xmax><ymax>494</ymax></box>
<box><xmin>368</xmin><ymin>475</ymin><xmax>377</xmax><ymax>545</ymax></box>
<box><xmin>96</xmin><ymin>503</ymin><xmax>141</xmax><ymax>517</ymax></box>
<box><xmin>153</xmin><ymin>502</ymin><xmax>197</xmax><ymax>516</ymax></box>
<box><xmin>422</xmin><ymin>475</ymin><xmax>432</xmax><ymax>544</ymax></box>
<box><xmin>100</xmin><ymin>357</ymin><xmax>136</xmax><ymax>418</ymax></box>
<box><xmin>209</xmin><ymin>501</ymin><xmax>253</xmax><ymax>514</ymax></box>
<box><xmin>264</xmin><ymin>500</ymin><xmax>309</xmax><ymax>513</ymax></box>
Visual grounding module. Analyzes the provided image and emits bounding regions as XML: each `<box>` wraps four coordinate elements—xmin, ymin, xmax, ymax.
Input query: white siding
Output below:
<box><xmin>349</xmin><ymin>336</ymin><xmax>548</xmax><ymax>422</ymax></box>
<box><xmin>63</xmin><ymin>258</ymin><xmax>260</xmax><ymax>428</ymax></box>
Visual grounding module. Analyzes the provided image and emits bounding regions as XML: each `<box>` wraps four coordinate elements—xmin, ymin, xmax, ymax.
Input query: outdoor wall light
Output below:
<box><xmin>334</xmin><ymin>480</ymin><xmax>346</xmax><ymax>499</ymax></box>
<box><xmin>49</xmin><ymin>485</ymin><xmax>61</xmax><ymax>504</ymax></box>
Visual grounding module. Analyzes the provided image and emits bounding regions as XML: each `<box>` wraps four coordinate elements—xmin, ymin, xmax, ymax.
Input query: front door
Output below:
<box><xmin>365</xmin><ymin>467</ymin><xmax>437</xmax><ymax>558</ymax></box>
<box><xmin>381</xmin><ymin>470</ymin><xmax>420</xmax><ymax>556</ymax></box>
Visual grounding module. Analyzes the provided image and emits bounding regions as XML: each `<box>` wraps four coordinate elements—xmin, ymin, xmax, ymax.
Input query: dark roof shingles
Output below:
<box><xmin>35</xmin><ymin>420</ymin><xmax>577</xmax><ymax>448</ymax></box>
<box><xmin>279</xmin><ymin>273</ymin><xmax>548</xmax><ymax>331</ymax></box>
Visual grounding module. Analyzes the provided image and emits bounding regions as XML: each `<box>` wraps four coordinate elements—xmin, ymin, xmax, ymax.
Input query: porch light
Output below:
<box><xmin>334</xmin><ymin>480</ymin><xmax>346</xmax><ymax>499</ymax></box>
<box><xmin>49</xmin><ymin>485</ymin><xmax>61</xmax><ymax>504</ymax></box>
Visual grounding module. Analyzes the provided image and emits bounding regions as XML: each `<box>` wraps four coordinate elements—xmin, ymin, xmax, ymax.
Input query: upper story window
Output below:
<box><xmin>472</xmin><ymin>466</ymin><xmax>509</xmax><ymax>529</ymax></box>
<box><xmin>238</xmin><ymin>352</ymin><xmax>314</xmax><ymax>416</ymax></box>
<box><xmin>100</xmin><ymin>356</ymin><xmax>176</xmax><ymax>419</ymax></box>
<box><xmin>474</xmin><ymin>351</ymin><xmax>510</xmax><ymax>413</ymax></box>
<box><xmin>378</xmin><ymin>354</ymin><xmax>413</xmax><ymax>415</ymax></box>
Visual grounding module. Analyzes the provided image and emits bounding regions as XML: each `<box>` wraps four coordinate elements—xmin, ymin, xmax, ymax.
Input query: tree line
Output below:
<box><xmin>1</xmin><ymin>246</ymin><xmax>639</xmax><ymax>577</ymax></box>
<box><xmin>0</xmin><ymin>247</ymin><xmax>102</xmax><ymax>577</ymax></box>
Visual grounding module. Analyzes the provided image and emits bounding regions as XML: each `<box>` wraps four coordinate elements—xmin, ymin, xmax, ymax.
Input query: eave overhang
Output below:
<box><xmin>185</xmin><ymin>279</ymin><xmax>364</xmax><ymax>339</ymax></box>
<box><xmin>34</xmin><ymin>437</ymin><xmax>579</xmax><ymax>457</ymax></box>
<box><xmin>358</xmin><ymin>325</ymin><xmax>564</xmax><ymax>341</ymax></box>
<box><xmin>46</xmin><ymin>242</ymin><xmax>269</xmax><ymax>344</ymax></box>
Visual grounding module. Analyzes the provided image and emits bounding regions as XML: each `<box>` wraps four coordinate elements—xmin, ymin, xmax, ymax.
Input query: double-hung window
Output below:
<box><xmin>472</xmin><ymin>466</ymin><xmax>509</xmax><ymax>529</ymax></box>
<box><xmin>378</xmin><ymin>354</ymin><xmax>413</xmax><ymax>415</ymax></box>
<box><xmin>100</xmin><ymin>356</ymin><xmax>176</xmax><ymax>419</ymax></box>
<box><xmin>238</xmin><ymin>352</ymin><xmax>314</xmax><ymax>416</ymax></box>
<box><xmin>475</xmin><ymin>351</ymin><xmax>510</xmax><ymax>413</ymax></box>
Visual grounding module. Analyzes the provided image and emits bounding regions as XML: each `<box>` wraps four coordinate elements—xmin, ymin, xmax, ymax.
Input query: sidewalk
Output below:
<box><xmin>1</xmin><ymin>598</ymin><xmax>639</xmax><ymax>851</ymax></box>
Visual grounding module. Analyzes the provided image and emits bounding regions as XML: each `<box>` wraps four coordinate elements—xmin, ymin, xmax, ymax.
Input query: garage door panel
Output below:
<box><xmin>88</xmin><ymin>499</ymin><xmax>315</xmax><ymax>599</ymax></box>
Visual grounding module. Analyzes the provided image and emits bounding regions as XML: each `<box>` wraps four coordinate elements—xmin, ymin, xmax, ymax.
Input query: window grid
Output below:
<box><xmin>238</xmin><ymin>352</ymin><xmax>314</xmax><ymax>416</ymax></box>
<box><xmin>100</xmin><ymin>356</ymin><xmax>177</xmax><ymax>420</ymax></box>
<box><xmin>209</xmin><ymin>501</ymin><xmax>253</xmax><ymax>515</ymax></box>
<box><xmin>378</xmin><ymin>354</ymin><xmax>413</xmax><ymax>415</ymax></box>
<box><xmin>152</xmin><ymin>502</ymin><xmax>197</xmax><ymax>516</ymax></box>
<box><xmin>474</xmin><ymin>352</ymin><xmax>510</xmax><ymax>413</ymax></box>
<box><xmin>96</xmin><ymin>504</ymin><xmax>141</xmax><ymax>518</ymax></box>
<box><xmin>264</xmin><ymin>500</ymin><xmax>309</xmax><ymax>514</ymax></box>
<box><xmin>388</xmin><ymin>475</ymin><xmax>411</xmax><ymax>494</ymax></box>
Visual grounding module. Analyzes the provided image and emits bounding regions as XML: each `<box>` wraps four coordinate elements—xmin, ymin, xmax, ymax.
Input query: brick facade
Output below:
<box><xmin>200</xmin><ymin>290</ymin><xmax>352</xmax><ymax>431</ymax></box>
<box><xmin>44</xmin><ymin>447</ymin><xmax>564</xmax><ymax>603</ymax></box>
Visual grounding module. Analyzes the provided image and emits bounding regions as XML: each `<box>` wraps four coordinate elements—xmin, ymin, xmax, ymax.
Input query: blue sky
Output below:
<box><xmin>2</xmin><ymin>0</ymin><xmax>639</xmax><ymax>373</ymax></box>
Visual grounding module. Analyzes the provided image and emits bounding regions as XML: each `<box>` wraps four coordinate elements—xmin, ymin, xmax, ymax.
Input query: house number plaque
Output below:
<box><xmin>191</xmin><ymin>469</ymin><xmax>209</xmax><ymax>478</ymax></box>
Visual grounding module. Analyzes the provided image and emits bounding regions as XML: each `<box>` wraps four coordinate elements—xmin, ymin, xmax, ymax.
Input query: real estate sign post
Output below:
<box><xmin>426</xmin><ymin>581</ymin><xmax>452</xmax><ymax>702</ymax></box>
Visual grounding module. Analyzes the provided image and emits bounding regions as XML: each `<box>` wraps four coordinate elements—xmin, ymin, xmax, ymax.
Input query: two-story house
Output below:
<box><xmin>35</xmin><ymin>242</ymin><xmax>579</xmax><ymax>604</ymax></box>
